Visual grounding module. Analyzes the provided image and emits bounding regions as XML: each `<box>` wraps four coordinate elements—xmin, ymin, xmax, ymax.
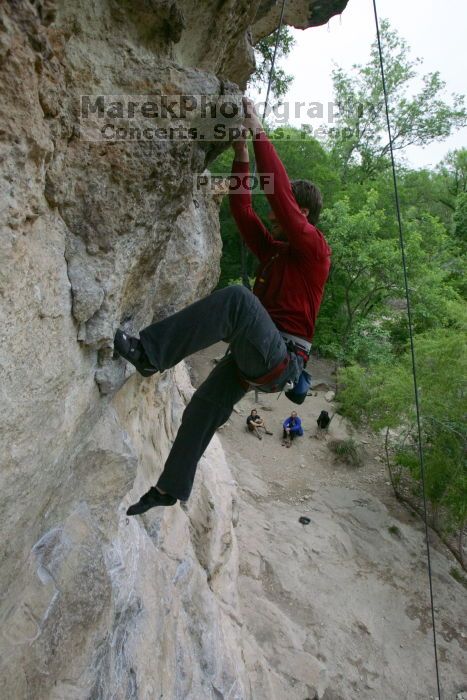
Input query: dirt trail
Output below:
<box><xmin>188</xmin><ymin>342</ymin><xmax>467</xmax><ymax>700</ymax></box>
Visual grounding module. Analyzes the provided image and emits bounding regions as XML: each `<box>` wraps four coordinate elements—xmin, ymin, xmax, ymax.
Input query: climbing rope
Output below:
<box><xmin>371</xmin><ymin>1</ymin><xmax>442</xmax><ymax>696</ymax></box>
<box><xmin>241</xmin><ymin>0</ymin><xmax>287</xmax><ymax>288</ymax></box>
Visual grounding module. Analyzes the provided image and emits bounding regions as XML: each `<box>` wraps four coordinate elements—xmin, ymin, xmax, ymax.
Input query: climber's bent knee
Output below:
<box><xmin>222</xmin><ymin>284</ymin><xmax>255</xmax><ymax>306</ymax></box>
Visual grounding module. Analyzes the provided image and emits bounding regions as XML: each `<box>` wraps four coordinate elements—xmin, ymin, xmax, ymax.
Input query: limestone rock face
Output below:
<box><xmin>0</xmin><ymin>0</ymin><xmax>348</xmax><ymax>697</ymax></box>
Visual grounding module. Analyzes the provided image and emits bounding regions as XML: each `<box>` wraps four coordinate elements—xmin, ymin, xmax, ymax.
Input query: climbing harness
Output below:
<box><xmin>372</xmin><ymin>1</ymin><xmax>442</xmax><ymax>696</ymax></box>
<box><xmin>237</xmin><ymin>329</ymin><xmax>312</xmax><ymax>398</ymax></box>
<box><xmin>280</xmin><ymin>331</ymin><xmax>312</xmax><ymax>362</ymax></box>
<box><xmin>237</xmin><ymin>353</ymin><xmax>290</xmax><ymax>392</ymax></box>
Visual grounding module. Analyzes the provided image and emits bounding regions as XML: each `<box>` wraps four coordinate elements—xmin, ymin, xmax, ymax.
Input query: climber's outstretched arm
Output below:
<box><xmin>229</xmin><ymin>137</ymin><xmax>275</xmax><ymax>262</ymax></box>
<box><xmin>243</xmin><ymin>97</ymin><xmax>329</xmax><ymax>259</ymax></box>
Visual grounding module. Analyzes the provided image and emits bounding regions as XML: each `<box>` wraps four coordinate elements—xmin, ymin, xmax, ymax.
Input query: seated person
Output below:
<box><xmin>246</xmin><ymin>409</ymin><xmax>273</xmax><ymax>440</ymax></box>
<box><xmin>282</xmin><ymin>411</ymin><xmax>303</xmax><ymax>447</ymax></box>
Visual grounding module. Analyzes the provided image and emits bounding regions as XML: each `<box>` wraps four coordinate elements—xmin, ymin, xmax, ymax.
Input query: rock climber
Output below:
<box><xmin>282</xmin><ymin>411</ymin><xmax>303</xmax><ymax>447</ymax></box>
<box><xmin>246</xmin><ymin>408</ymin><xmax>273</xmax><ymax>440</ymax></box>
<box><xmin>114</xmin><ymin>96</ymin><xmax>331</xmax><ymax>515</ymax></box>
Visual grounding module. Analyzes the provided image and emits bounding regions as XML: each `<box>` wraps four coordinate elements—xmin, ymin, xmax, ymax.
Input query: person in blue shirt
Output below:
<box><xmin>282</xmin><ymin>411</ymin><xmax>303</xmax><ymax>447</ymax></box>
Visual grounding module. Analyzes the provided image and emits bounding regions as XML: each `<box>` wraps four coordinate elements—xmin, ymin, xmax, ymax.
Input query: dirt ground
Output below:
<box><xmin>187</xmin><ymin>342</ymin><xmax>467</xmax><ymax>700</ymax></box>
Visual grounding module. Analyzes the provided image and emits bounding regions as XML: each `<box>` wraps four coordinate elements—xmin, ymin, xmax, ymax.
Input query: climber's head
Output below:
<box><xmin>291</xmin><ymin>179</ymin><xmax>322</xmax><ymax>225</ymax></box>
<box><xmin>268</xmin><ymin>179</ymin><xmax>323</xmax><ymax>239</ymax></box>
<box><xmin>250</xmin><ymin>409</ymin><xmax>257</xmax><ymax>417</ymax></box>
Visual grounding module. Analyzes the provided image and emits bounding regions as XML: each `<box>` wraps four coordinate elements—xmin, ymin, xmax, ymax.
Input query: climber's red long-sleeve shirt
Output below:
<box><xmin>229</xmin><ymin>131</ymin><xmax>331</xmax><ymax>342</ymax></box>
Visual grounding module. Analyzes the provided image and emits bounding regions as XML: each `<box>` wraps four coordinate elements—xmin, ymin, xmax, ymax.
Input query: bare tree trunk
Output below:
<box><xmin>432</xmin><ymin>504</ymin><xmax>440</xmax><ymax>531</ymax></box>
<box><xmin>385</xmin><ymin>427</ymin><xmax>399</xmax><ymax>498</ymax></box>
<box><xmin>459</xmin><ymin>525</ymin><xmax>465</xmax><ymax>569</ymax></box>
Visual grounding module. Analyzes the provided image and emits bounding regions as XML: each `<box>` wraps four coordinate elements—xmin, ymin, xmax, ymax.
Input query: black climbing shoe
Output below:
<box><xmin>126</xmin><ymin>487</ymin><xmax>177</xmax><ymax>516</ymax></box>
<box><xmin>114</xmin><ymin>329</ymin><xmax>158</xmax><ymax>377</ymax></box>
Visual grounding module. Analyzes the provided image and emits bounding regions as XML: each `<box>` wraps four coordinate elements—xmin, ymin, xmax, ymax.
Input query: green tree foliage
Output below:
<box><xmin>314</xmin><ymin>192</ymin><xmax>463</xmax><ymax>359</ymax></box>
<box><xmin>397</xmin><ymin>168</ymin><xmax>454</xmax><ymax>228</ymax></box>
<box><xmin>329</xmin><ymin>20</ymin><xmax>467</xmax><ymax>178</ymax></box>
<box><xmin>316</xmin><ymin>192</ymin><xmax>401</xmax><ymax>359</ymax></box>
<box><xmin>397</xmin><ymin>212</ymin><xmax>462</xmax><ymax>334</ymax></box>
<box><xmin>453</xmin><ymin>191</ymin><xmax>467</xmax><ymax>248</ymax></box>
<box><xmin>454</xmin><ymin>191</ymin><xmax>467</xmax><ymax>229</ymax></box>
<box><xmin>438</xmin><ymin>148</ymin><xmax>467</xmax><ymax>201</ymax></box>
<box><xmin>208</xmin><ymin>146</ymin><xmax>246</xmax><ymax>287</ymax></box>
<box><xmin>249</xmin><ymin>27</ymin><xmax>296</xmax><ymax>100</ymax></box>
<box><xmin>337</xmin><ymin>331</ymin><xmax>467</xmax><ymax>538</ymax></box>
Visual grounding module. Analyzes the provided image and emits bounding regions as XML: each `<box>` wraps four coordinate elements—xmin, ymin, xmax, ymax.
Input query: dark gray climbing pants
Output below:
<box><xmin>139</xmin><ymin>285</ymin><xmax>303</xmax><ymax>501</ymax></box>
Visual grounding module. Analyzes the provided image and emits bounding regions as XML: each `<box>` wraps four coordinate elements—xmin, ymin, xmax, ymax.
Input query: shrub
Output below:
<box><xmin>328</xmin><ymin>438</ymin><xmax>363</xmax><ymax>467</ymax></box>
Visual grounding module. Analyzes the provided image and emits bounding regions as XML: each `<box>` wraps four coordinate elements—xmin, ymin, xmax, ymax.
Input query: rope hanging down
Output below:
<box><xmin>371</xmin><ymin>1</ymin><xmax>442</xmax><ymax>697</ymax></box>
<box><xmin>241</xmin><ymin>0</ymin><xmax>287</xmax><ymax>289</ymax></box>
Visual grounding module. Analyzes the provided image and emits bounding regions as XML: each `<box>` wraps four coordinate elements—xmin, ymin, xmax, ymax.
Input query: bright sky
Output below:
<box><xmin>250</xmin><ymin>0</ymin><xmax>467</xmax><ymax>169</ymax></box>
